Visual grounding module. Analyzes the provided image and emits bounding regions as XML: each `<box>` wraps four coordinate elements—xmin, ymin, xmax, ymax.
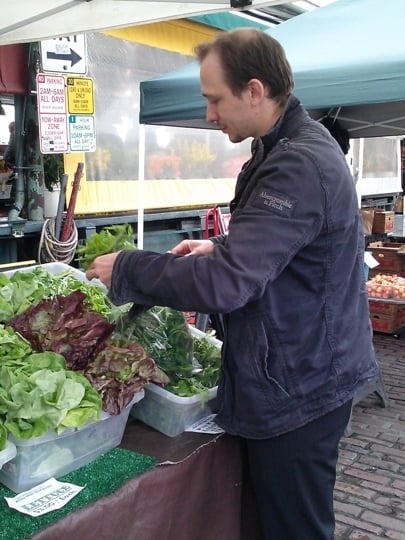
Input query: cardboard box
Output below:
<box><xmin>369</xmin><ymin>298</ymin><xmax>405</xmax><ymax>334</ymax></box>
<box><xmin>369</xmin><ymin>309</ymin><xmax>405</xmax><ymax>334</ymax></box>
<box><xmin>361</xmin><ymin>208</ymin><xmax>375</xmax><ymax>236</ymax></box>
<box><xmin>131</xmin><ymin>327</ymin><xmax>221</xmax><ymax>437</ymax></box>
<box><xmin>0</xmin><ymin>391</ymin><xmax>144</xmax><ymax>493</ymax></box>
<box><xmin>368</xmin><ymin>300</ymin><xmax>403</xmax><ymax>316</ymax></box>
<box><xmin>368</xmin><ymin>242</ymin><xmax>405</xmax><ymax>276</ymax></box>
<box><xmin>372</xmin><ymin>211</ymin><xmax>395</xmax><ymax>233</ymax></box>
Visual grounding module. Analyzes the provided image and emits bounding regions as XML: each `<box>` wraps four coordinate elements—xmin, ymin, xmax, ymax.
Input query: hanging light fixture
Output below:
<box><xmin>0</xmin><ymin>101</ymin><xmax>5</xmax><ymax>115</ymax></box>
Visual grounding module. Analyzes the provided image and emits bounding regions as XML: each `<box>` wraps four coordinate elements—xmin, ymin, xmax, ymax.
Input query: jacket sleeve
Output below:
<box><xmin>108</xmin><ymin>148</ymin><xmax>326</xmax><ymax>314</ymax></box>
<box><xmin>210</xmin><ymin>234</ymin><xmax>227</xmax><ymax>245</ymax></box>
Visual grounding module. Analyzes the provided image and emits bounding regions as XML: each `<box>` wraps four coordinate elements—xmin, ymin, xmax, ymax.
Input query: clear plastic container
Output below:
<box><xmin>131</xmin><ymin>383</ymin><xmax>217</xmax><ymax>438</ymax></box>
<box><xmin>0</xmin><ymin>441</ymin><xmax>17</xmax><ymax>470</ymax></box>
<box><xmin>131</xmin><ymin>326</ymin><xmax>221</xmax><ymax>437</ymax></box>
<box><xmin>0</xmin><ymin>391</ymin><xmax>143</xmax><ymax>493</ymax></box>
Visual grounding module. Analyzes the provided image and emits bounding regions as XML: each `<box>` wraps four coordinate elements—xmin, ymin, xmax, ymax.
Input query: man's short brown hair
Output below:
<box><xmin>195</xmin><ymin>28</ymin><xmax>294</xmax><ymax>105</ymax></box>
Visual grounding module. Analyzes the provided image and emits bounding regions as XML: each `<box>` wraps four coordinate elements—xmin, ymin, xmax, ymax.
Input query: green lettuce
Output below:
<box><xmin>0</xmin><ymin>267</ymin><xmax>113</xmax><ymax>323</ymax></box>
<box><xmin>0</xmin><ymin>346</ymin><xmax>102</xmax><ymax>440</ymax></box>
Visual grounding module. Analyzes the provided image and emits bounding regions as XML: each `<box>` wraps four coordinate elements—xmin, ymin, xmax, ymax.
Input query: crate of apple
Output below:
<box><xmin>367</xmin><ymin>273</ymin><xmax>405</xmax><ymax>301</ymax></box>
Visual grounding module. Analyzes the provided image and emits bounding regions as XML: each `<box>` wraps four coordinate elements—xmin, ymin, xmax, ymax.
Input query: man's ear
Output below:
<box><xmin>247</xmin><ymin>78</ymin><xmax>266</xmax><ymax>104</ymax></box>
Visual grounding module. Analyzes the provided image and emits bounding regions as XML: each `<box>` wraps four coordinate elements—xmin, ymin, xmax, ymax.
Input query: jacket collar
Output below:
<box><xmin>252</xmin><ymin>95</ymin><xmax>310</xmax><ymax>154</ymax></box>
<box><xmin>230</xmin><ymin>96</ymin><xmax>310</xmax><ymax>213</ymax></box>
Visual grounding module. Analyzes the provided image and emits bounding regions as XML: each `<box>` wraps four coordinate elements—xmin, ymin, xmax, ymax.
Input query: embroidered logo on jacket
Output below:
<box><xmin>253</xmin><ymin>189</ymin><xmax>297</xmax><ymax>217</ymax></box>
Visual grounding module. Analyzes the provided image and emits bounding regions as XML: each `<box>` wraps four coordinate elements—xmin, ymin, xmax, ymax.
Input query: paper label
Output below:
<box><xmin>5</xmin><ymin>477</ymin><xmax>85</xmax><ymax>516</ymax></box>
<box><xmin>185</xmin><ymin>414</ymin><xmax>225</xmax><ymax>434</ymax></box>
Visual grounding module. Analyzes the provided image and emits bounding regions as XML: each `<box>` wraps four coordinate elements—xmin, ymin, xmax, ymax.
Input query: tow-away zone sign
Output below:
<box><xmin>37</xmin><ymin>73</ymin><xmax>69</xmax><ymax>153</ymax></box>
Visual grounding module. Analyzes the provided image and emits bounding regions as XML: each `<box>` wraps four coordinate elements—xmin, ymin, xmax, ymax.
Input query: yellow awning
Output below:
<box><xmin>104</xmin><ymin>19</ymin><xmax>219</xmax><ymax>55</ymax></box>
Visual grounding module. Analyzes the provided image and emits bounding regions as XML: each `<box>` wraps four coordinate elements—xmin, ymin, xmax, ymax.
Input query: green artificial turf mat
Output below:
<box><xmin>0</xmin><ymin>446</ymin><xmax>156</xmax><ymax>540</ymax></box>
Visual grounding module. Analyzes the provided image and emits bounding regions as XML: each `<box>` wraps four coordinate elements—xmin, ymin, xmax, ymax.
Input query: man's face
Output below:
<box><xmin>200</xmin><ymin>52</ymin><xmax>257</xmax><ymax>143</ymax></box>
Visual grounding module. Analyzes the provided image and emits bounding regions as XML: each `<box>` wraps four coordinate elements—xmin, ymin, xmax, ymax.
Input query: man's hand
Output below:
<box><xmin>86</xmin><ymin>240</ymin><xmax>215</xmax><ymax>287</ymax></box>
<box><xmin>170</xmin><ymin>239</ymin><xmax>215</xmax><ymax>256</ymax></box>
<box><xmin>85</xmin><ymin>252</ymin><xmax>120</xmax><ymax>288</ymax></box>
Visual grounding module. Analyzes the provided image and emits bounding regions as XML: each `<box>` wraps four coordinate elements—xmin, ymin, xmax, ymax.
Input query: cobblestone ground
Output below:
<box><xmin>334</xmin><ymin>332</ymin><xmax>405</xmax><ymax>540</ymax></box>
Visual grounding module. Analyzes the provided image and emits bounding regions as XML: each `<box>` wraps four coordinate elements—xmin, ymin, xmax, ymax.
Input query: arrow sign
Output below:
<box><xmin>46</xmin><ymin>48</ymin><xmax>82</xmax><ymax>68</ymax></box>
<box><xmin>41</xmin><ymin>35</ymin><xmax>87</xmax><ymax>75</ymax></box>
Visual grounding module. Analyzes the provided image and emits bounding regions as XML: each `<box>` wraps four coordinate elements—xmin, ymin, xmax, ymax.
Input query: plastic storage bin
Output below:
<box><xmin>0</xmin><ymin>391</ymin><xmax>143</xmax><ymax>493</ymax></box>
<box><xmin>0</xmin><ymin>441</ymin><xmax>17</xmax><ymax>471</ymax></box>
<box><xmin>2</xmin><ymin>261</ymin><xmax>103</xmax><ymax>287</ymax></box>
<box><xmin>131</xmin><ymin>383</ymin><xmax>217</xmax><ymax>438</ymax></box>
<box><xmin>131</xmin><ymin>327</ymin><xmax>221</xmax><ymax>437</ymax></box>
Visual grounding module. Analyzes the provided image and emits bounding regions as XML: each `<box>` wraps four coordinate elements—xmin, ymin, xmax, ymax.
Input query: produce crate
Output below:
<box><xmin>0</xmin><ymin>391</ymin><xmax>143</xmax><ymax>493</ymax></box>
<box><xmin>0</xmin><ymin>441</ymin><xmax>17</xmax><ymax>471</ymax></box>
<box><xmin>366</xmin><ymin>274</ymin><xmax>405</xmax><ymax>301</ymax></box>
<box><xmin>368</xmin><ymin>300</ymin><xmax>404</xmax><ymax>315</ymax></box>
<box><xmin>369</xmin><ymin>301</ymin><xmax>405</xmax><ymax>334</ymax></box>
<box><xmin>131</xmin><ymin>327</ymin><xmax>221</xmax><ymax>437</ymax></box>
<box><xmin>372</xmin><ymin>211</ymin><xmax>395</xmax><ymax>233</ymax></box>
<box><xmin>368</xmin><ymin>242</ymin><xmax>405</xmax><ymax>277</ymax></box>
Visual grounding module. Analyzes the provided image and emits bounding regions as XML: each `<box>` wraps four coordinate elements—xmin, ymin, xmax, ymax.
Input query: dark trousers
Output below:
<box><xmin>244</xmin><ymin>400</ymin><xmax>352</xmax><ymax>540</ymax></box>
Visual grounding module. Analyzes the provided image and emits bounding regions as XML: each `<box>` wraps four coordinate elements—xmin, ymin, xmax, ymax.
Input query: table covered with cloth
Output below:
<box><xmin>31</xmin><ymin>418</ymin><xmax>262</xmax><ymax>540</ymax></box>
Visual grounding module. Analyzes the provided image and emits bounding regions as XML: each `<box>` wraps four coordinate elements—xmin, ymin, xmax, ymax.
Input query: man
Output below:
<box><xmin>86</xmin><ymin>29</ymin><xmax>377</xmax><ymax>540</ymax></box>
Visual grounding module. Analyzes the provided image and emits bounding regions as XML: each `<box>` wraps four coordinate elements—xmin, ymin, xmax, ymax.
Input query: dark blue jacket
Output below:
<box><xmin>109</xmin><ymin>96</ymin><xmax>377</xmax><ymax>439</ymax></box>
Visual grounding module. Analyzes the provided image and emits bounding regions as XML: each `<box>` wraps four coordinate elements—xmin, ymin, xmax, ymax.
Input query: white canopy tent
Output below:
<box><xmin>0</xmin><ymin>0</ymin><xmax>282</xmax><ymax>45</ymax></box>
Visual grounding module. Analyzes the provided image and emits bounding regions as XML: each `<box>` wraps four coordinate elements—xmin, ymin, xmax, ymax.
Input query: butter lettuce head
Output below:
<box><xmin>1</xmin><ymin>352</ymin><xmax>102</xmax><ymax>440</ymax></box>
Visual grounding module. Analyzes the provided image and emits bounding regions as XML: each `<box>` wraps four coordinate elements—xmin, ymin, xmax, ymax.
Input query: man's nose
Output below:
<box><xmin>206</xmin><ymin>103</ymin><xmax>218</xmax><ymax>125</ymax></box>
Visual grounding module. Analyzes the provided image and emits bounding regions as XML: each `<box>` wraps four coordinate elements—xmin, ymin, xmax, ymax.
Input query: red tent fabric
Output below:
<box><xmin>0</xmin><ymin>44</ymin><xmax>29</xmax><ymax>95</ymax></box>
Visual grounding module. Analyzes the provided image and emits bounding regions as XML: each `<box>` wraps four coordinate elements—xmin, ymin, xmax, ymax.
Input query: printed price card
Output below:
<box><xmin>5</xmin><ymin>477</ymin><xmax>85</xmax><ymax>517</ymax></box>
<box><xmin>185</xmin><ymin>414</ymin><xmax>225</xmax><ymax>434</ymax></box>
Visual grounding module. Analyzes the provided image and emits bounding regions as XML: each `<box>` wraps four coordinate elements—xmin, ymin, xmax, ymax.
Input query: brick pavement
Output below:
<box><xmin>334</xmin><ymin>332</ymin><xmax>405</xmax><ymax>540</ymax></box>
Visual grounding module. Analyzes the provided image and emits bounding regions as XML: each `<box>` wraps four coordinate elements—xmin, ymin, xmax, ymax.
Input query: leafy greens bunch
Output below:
<box><xmin>165</xmin><ymin>332</ymin><xmax>222</xmax><ymax>399</ymax></box>
<box><xmin>8</xmin><ymin>290</ymin><xmax>115</xmax><ymax>371</ymax></box>
<box><xmin>0</xmin><ymin>325</ymin><xmax>102</xmax><ymax>442</ymax></box>
<box><xmin>0</xmin><ymin>266</ymin><xmax>113</xmax><ymax>323</ymax></box>
<box><xmin>6</xmin><ymin>291</ymin><xmax>167</xmax><ymax>415</ymax></box>
<box><xmin>76</xmin><ymin>224</ymin><xmax>136</xmax><ymax>271</ymax></box>
<box><xmin>85</xmin><ymin>338</ymin><xmax>169</xmax><ymax>415</ymax></box>
<box><xmin>114</xmin><ymin>306</ymin><xmax>195</xmax><ymax>379</ymax></box>
<box><xmin>114</xmin><ymin>306</ymin><xmax>222</xmax><ymax>399</ymax></box>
